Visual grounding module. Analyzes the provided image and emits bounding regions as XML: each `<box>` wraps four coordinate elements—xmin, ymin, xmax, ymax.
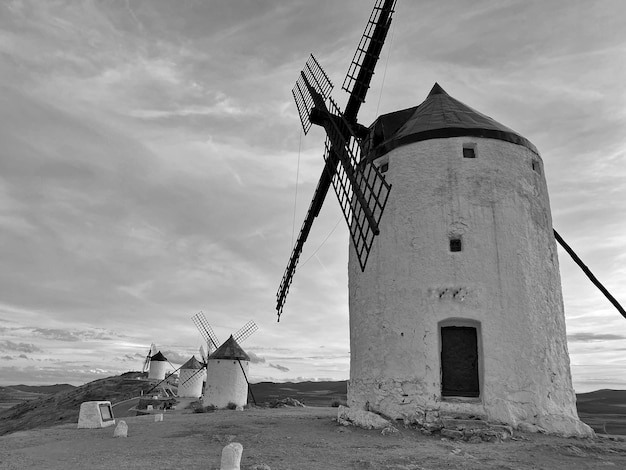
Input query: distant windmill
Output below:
<box><xmin>190</xmin><ymin>312</ymin><xmax>258</xmax><ymax>407</ymax></box>
<box><xmin>177</xmin><ymin>355</ymin><xmax>205</xmax><ymax>398</ymax></box>
<box><xmin>147</xmin><ymin>350</ymin><xmax>169</xmax><ymax>381</ymax></box>
<box><xmin>274</xmin><ymin>0</ymin><xmax>621</xmax><ymax>437</ymax></box>
<box><xmin>141</xmin><ymin>343</ymin><xmax>155</xmax><ymax>373</ymax></box>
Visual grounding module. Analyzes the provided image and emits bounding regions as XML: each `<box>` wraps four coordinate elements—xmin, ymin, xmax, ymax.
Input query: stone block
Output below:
<box><xmin>77</xmin><ymin>401</ymin><xmax>116</xmax><ymax>429</ymax></box>
<box><xmin>337</xmin><ymin>405</ymin><xmax>391</xmax><ymax>430</ymax></box>
<box><xmin>221</xmin><ymin>442</ymin><xmax>243</xmax><ymax>470</ymax></box>
<box><xmin>113</xmin><ymin>420</ymin><xmax>128</xmax><ymax>438</ymax></box>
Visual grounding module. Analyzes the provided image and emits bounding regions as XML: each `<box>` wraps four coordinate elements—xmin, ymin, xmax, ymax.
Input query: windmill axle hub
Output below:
<box><xmin>309</xmin><ymin>107</ymin><xmax>370</xmax><ymax>142</ymax></box>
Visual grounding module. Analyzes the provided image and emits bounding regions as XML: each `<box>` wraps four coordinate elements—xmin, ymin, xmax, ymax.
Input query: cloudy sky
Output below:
<box><xmin>0</xmin><ymin>0</ymin><xmax>625</xmax><ymax>393</ymax></box>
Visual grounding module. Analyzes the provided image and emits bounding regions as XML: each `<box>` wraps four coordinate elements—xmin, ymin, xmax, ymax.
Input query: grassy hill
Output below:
<box><xmin>0</xmin><ymin>384</ymin><xmax>77</xmax><ymax>412</ymax></box>
<box><xmin>1</xmin><ymin>375</ymin><xmax>625</xmax><ymax>437</ymax></box>
<box><xmin>0</xmin><ymin>386</ymin><xmax>49</xmax><ymax>412</ymax></box>
<box><xmin>0</xmin><ymin>372</ymin><xmax>154</xmax><ymax>436</ymax></box>
<box><xmin>9</xmin><ymin>384</ymin><xmax>75</xmax><ymax>395</ymax></box>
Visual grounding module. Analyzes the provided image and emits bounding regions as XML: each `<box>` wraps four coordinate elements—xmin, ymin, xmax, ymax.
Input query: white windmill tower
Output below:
<box><xmin>177</xmin><ymin>355</ymin><xmax>205</xmax><ymax>398</ymax></box>
<box><xmin>346</xmin><ymin>83</ymin><xmax>592</xmax><ymax>436</ymax></box>
<box><xmin>147</xmin><ymin>350</ymin><xmax>169</xmax><ymax>381</ymax></box>
<box><xmin>191</xmin><ymin>312</ymin><xmax>258</xmax><ymax>408</ymax></box>
<box><xmin>273</xmin><ymin>0</ymin><xmax>620</xmax><ymax>437</ymax></box>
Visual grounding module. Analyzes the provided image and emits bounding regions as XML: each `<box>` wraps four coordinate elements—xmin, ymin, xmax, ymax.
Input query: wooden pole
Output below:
<box><xmin>554</xmin><ymin>229</ymin><xmax>626</xmax><ymax>320</ymax></box>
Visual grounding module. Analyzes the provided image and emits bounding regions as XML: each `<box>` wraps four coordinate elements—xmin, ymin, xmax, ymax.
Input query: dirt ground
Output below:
<box><xmin>0</xmin><ymin>406</ymin><xmax>625</xmax><ymax>470</ymax></box>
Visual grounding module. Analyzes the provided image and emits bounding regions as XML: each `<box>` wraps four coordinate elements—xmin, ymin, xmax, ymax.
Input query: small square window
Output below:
<box><xmin>380</xmin><ymin>162</ymin><xmax>389</xmax><ymax>173</ymax></box>
<box><xmin>450</xmin><ymin>238</ymin><xmax>462</xmax><ymax>252</ymax></box>
<box><xmin>463</xmin><ymin>147</ymin><xmax>476</xmax><ymax>159</ymax></box>
<box><xmin>532</xmin><ymin>160</ymin><xmax>541</xmax><ymax>174</ymax></box>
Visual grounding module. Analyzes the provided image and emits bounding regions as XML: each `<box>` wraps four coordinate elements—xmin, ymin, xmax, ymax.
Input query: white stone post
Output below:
<box><xmin>220</xmin><ymin>442</ymin><xmax>243</xmax><ymax>470</ymax></box>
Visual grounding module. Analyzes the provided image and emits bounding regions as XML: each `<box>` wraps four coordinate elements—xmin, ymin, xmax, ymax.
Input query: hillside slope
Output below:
<box><xmin>9</xmin><ymin>384</ymin><xmax>75</xmax><ymax>395</ymax></box>
<box><xmin>0</xmin><ymin>372</ymin><xmax>153</xmax><ymax>436</ymax></box>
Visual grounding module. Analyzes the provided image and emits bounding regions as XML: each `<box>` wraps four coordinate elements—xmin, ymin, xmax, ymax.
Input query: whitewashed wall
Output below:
<box><xmin>178</xmin><ymin>368</ymin><xmax>205</xmax><ymax>398</ymax></box>
<box><xmin>148</xmin><ymin>360</ymin><xmax>167</xmax><ymax>380</ymax></box>
<box><xmin>203</xmin><ymin>360</ymin><xmax>248</xmax><ymax>408</ymax></box>
<box><xmin>348</xmin><ymin>137</ymin><xmax>592</xmax><ymax>437</ymax></box>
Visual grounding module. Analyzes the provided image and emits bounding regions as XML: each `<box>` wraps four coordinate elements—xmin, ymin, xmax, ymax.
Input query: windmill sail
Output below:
<box><xmin>293</xmin><ymin>54</ymin><xmax>334</xmax><ymax>135</ymax></box>
<box><xmin>192</xmin><ymin>311</ymin><xmax>220</xmax><ymax>350</ymax></box>
<box><xmin>276</xmin><ymin>0</ymin><xmax>396</xmax><ymax>319</ymax></box>
<box><xmin>343</xmin><ymin>0</ymin><xmax>397</xmax><ymax>119</ymax></box>
<box><xmin>233</xmin><ymin>320</ymin><xmax>258</xmax><ymax>344</ymax></box>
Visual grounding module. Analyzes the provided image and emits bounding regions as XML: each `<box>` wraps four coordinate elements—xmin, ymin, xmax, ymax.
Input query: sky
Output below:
<box><xmin>0</xmin><ymin>0</ymin><xmax>625</xmax><ymax>393</ymax></box>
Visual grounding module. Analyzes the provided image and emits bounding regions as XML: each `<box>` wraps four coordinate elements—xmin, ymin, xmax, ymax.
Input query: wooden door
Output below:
<box><xmin>441</xmin><ymin>326</ymin><xmax>479</xmax><ymax>397</ymax></box>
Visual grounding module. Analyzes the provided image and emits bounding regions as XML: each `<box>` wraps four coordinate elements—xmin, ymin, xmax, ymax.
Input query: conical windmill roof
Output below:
<box><xmin>181</xmin><ymin>355</ymin><xmax>203</xmax><ymax>370</ymax></box>
<box><xmin>365</xmin><ymin>83</ymin><xmax>538</xmax><ymax>159</ymax></box>
<box><xmin>150</xmin><ymin>351</ymin><xmax>167</xmax><ymax>362</ymax></box>
<box><xmin>209</xmin><ymin>335</ymin><xmax>250</xmax><ymax>361</ymax></box>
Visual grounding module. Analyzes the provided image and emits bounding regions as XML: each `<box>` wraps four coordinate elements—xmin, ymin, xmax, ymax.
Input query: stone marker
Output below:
<box><xmin>220</xmin><ymin>442</ymin><xmax>243</xmax><ymax>470</ymax></box>
<box><xmin>113</xmin><ymin>420</ymin><xmax>128</xmax><ymax>438</ymax></box>
<box><xmin>154</xmin><ymin>413</ymin><xmax>163</xmax><ymax>422</ymax></box>
<box><xmin>77</xmin><ymin>401</ymin><xmax>116</xmax><ymax>429</ymax></box>
<box><xmin>337</xmin><ymin>405</ymin><xmax>391</xmax><ymax>430</ymax></box>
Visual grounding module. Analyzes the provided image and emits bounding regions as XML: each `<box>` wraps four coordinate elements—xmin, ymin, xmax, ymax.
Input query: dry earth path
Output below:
<box><xmin>1</xmin><ymin>406</ymin><xmax>625</xmax><ymax>469</ymax></box>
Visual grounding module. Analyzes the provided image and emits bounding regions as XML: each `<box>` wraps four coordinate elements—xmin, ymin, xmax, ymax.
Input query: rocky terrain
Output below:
<box><xmin>1</xmin><ymin>406</ymin><xmax>626</xmax><ymax>470</ymax></box>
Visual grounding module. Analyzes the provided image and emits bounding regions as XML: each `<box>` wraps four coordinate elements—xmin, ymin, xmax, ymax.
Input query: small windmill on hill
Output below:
<box><xmin>189</xmin><ymin>312</ymin><xmax>258</xmax><ymax>406</ymax></box>
<box><xmin>140</xmin><ymin>343</ymin><xmax>171</xmax><ymax>381</ymax></box>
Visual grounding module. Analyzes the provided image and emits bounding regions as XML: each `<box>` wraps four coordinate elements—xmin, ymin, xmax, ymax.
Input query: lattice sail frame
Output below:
<box><xmin>321</xmin><ymin>97</ymin><xmax>391</xmax><ymax>271</ymax></box>
<box><xmin>277</xmin><ymin>0</ymin><xmax>396</xmax><ymax>319</ymax></box>
<box><xmin>180</xmin><ymin>367</ymin><xmax>205</xmax><ymax>387</ymax></box>
<box><xmin>277</xmin><ymin>75</ymin><xmax>391</xmax><ymax>316</ymax></box>
<box><xmin>233</xmin><ymin>320</ymin><xmax>258</xmax><ymax>344</ymax></box>
<box><xmin>292</xmin><ymin>54</ymin><xmax>334</xmax><ymax>135</ymax></box>
<box><xmin>342</xmin><ymin>0</ymin><xmax>397</xmax><ymax>103</ymax></box>
<box><xmin>192</xmin><ymin>311</ymin><xmax>220</xmax><ymax>351</ymax></box>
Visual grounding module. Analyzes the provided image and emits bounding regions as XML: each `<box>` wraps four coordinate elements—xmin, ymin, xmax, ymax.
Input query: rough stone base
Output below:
<box><xmin>348</xmin><ymin>382</ymin><xmax>594</xmax><ymax>439</ymax></box>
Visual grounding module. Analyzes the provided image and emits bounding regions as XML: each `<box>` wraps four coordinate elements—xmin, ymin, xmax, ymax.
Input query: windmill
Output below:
<box><xmin>141</xmin><ymin>343</ymin><xmax>155</xmax><ymax>373</ymax></box>
<box><xmin>273</xmin><ymin>0</ymin><xmax>622</xmax><ymax>437</ymax></box>
<box><xmin>189</xmin><ymin>312</ymin><xmax>258</xmax><ymax>406</ymax></box>
<box><xmin>276</xmin><ymin>0</ymin><xmax>396</xmax><ymax>319</ymax></box>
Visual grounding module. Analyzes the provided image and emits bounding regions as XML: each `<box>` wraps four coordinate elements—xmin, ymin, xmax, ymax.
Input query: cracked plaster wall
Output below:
<box><xmin>348</xmin><ymin>137</ymin><xmax>592</xmax><ymax>437</ymax></box>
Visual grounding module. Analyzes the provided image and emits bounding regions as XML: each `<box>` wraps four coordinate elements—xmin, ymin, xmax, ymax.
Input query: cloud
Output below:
<box><xmin>568</xmin><ymin>333</ymin><xmax>626</xmax><ymax>343</ymax></box>
<box><xmin>269</xmin><ymin>363</ymin><xmax>290</xmax><ymax>372</ymax></box>
<box><xmin>0</xmin><ymin>340</ymin><xmax>42</xmax><ymax>353</ymax></box>
<box><xmin>159</xmin><ymin>350</ymin><xmax>190</xmax><ymax>365</ymax></box>
<box><xmin>30</xmin><ymin>328</ymin><xmax>80</xmax><ymax>342</ymax></box>
<box><xmin>1</xmin><ymin>355</ymin><xmax>13</xmax><ymax>360</ymax></box>
<box><xmin>247</xmin><ymin>351</ymin><xmax>266</xmax><ymax>364</ymax></box>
